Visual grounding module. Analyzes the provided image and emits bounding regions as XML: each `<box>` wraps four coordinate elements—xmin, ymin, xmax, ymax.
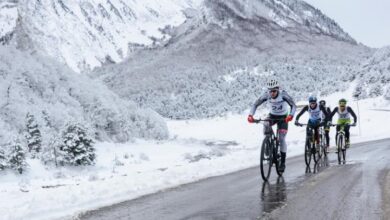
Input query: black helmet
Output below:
<box><xmin>308</xmin><ymin>96</ymin><xmax>317</xmax><ymax>103</ymax></box>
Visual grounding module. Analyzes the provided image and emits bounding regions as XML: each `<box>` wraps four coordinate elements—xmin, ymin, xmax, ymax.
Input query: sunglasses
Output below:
<box><xmin>339</xmin><ymin>103</ymin><xmax>346</xmax><ymax>107</ymax></box>
<box><xmin>269</xmin><ymin>89</ymin><xmax>278</xmax><ymax>93</ymax></box>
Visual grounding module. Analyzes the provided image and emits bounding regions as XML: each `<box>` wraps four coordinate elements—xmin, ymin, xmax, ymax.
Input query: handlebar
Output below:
<box><xmin>330</xmin><ymin>123</ymin><xmax>356</xmax><ymax>127</ymax></box>
<box><xmin>253</xmin><ymin>118</ymin><xmax>286</xmax><ymax>124</ymax></box>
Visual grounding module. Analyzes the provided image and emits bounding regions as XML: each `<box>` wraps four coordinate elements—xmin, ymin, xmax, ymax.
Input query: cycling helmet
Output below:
<box><xmin>308</xmin><ymin>96</ymin><xmax>317</xmax><ymax>103</ymax></box>
<box><xmin>266</xmin><ymin>78</ymin><xmax>279</xmax><ymax>89</ymax></box>
<box><xmin>319</xmin><ymin>100</ymin><xmax>326</xmax><ymax>106</ymax></box>
<box><xmin>339</xmin><ymin>98</ymin><xmax>347</xmax><ymax>106</ymax></box>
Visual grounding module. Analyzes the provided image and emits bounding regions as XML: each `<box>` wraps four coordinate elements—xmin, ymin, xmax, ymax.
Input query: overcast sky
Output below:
<box><xmin>304</xmin><ymin>0</ymin><xmax>390</xmax><ymax>48</ymax></box>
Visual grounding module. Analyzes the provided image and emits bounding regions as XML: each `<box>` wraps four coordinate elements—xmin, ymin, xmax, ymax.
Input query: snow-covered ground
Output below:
<box><xmin>1</xmin><ymin>88</ymin><xmax>390</xmax><ymax>220</ymax></box>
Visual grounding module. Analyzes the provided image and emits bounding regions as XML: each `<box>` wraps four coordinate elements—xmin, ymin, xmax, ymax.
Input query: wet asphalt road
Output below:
<box><xmin>77</xmin><ymin>139</ymin><xmax>390</xmax><ymax>220</ymax></box>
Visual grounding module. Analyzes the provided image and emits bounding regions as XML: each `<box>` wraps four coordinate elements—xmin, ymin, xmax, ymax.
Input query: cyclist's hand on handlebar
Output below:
<box><xmin>294</xmin><ymin>120</ymin><xmax>299</xmax><ymax>126</ymax></box>
<box><xmin>285</xmin><ymin>115</ymin><xmax>293</xmax><ymax>123</ymax></box>
<box><xmin>247</xmin><ymin>115</ymin><xmax>255</xmax><ymax>123</ymax></box>
<box><xmin>351</xmin><ymin>122</ymin><xmax>357</xmax><ymax>127</ymax></box>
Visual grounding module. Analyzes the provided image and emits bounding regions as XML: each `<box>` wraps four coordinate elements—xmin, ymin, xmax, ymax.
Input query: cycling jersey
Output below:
<box><xmin>329</xmin><ymin>106</ymin><xmax>357</xmax><ymax>124</ymax></box>
<box><xmin>250</xmin><ymin>90</ymin><xmax>296</xmax><ymax>116</ymax></box>
<box><xmin>295</xmin><ymin>104</ymin><xmax>328</xmax><ymax>122</ymax></box>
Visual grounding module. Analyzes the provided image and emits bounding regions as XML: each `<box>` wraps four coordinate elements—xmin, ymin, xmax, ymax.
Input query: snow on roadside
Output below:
<box><xmin>0</xmin><ymin>89</ymin><xmax>390</xmax><ymax>220</ymax></box>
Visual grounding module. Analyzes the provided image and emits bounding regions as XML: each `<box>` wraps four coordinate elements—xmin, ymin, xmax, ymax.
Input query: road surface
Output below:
<box><xmin>77</xmin><ymin>139</ymin><xmax>390</xmax><ymax>220</ymax></box>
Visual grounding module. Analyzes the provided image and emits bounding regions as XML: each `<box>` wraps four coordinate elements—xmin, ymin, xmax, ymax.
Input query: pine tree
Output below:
<box><xmin>59</xmin><ymin>123</ymin><xmax>96</xmax><ymax>166</ymax></box>
<box><xmin>25</xmin><ymin>113</ymin><xmax>42</xmax><ymax>158</ymax></box>
<box><xmin>0</xmin><ymin>148</ymin><xmax>7</xmax><ymax>170</ymax></box>
<box><xmin>8</xmin><ymin>140</ymin><xmax>28</xmax><ymax>174</ymax></box>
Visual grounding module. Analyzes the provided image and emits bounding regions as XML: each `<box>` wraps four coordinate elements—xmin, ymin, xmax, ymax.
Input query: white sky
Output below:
<box><xmin>304</xmin><ymin>0</ymin><xmax>390</xmax><ymax>48</ymax></box>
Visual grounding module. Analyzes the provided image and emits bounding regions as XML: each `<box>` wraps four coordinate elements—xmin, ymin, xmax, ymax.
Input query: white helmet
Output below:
<box><xmin>266</xmin><ymin>78</ymin><xmax>279</xmax><ymax>89</ymax></box>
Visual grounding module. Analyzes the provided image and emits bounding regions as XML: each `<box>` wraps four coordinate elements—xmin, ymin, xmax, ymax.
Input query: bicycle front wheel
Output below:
<box><xmin>305</xmin><ymin>139</ymin><xmax>312</xmax><ymax>167</ymax></box>
<box><xmin>337</xmin><ymin>135</ymin><xmax>344</xmax><ymax>165</ymax></box>
<box><xmin>342</xmin><ymin>147</ymin><xmax>347</xmax><ymax>164</ymax></box>
<box><xmin>260</xmin><ymin>138</ymin><xmax>273</xmax><ymax>181</ymax></box>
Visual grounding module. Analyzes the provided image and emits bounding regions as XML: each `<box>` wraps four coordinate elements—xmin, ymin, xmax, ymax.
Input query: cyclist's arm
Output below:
<box><xmin>347</xmin><ymin>107</ymin><xmax>358</xmax><ymax>123</ymax></box>
<box><xmin>329</xmin><ymin>107</ymin><xmax>339</xmax><ymax>122</ymax></box>
<box><xmin>320</xmin><ymin>105</ymin><xmax>329</xmax><ymax>121</ymax></box>
<box><xmin>249</xmin><ymin>93</ymin><xmax>268</xmax><ymax>115</ymax></box>
<box><xmin>282</xmin><ymin>91</ymin><xmax>297</xmax><ymax>116</ymax></box>
<box><xmin>295</xmin><ymin>105</ymin><xmax>308</xmax><ymax>122</ymax></box>
<box><xmin>326</xmin><ymin>107</ymin><xmax>331</xmax><ymax>115</ymax></box>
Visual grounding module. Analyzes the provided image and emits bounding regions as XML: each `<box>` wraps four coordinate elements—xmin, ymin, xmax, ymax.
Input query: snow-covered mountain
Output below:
<box><xmin>0</xmin><ymin>0</ymin><xmax>357</xmax><ymax>73</ymax></box>
<box><xmin>0</xmin><ymin>0</ymin><xmax>203</xmax><ymax>72</ymax></box>
<box><xmin>92</xmin><ymin>0</ymin><xmax>371</xmax><ymax>119</ymax></box>
<box><xmin>0</xmin><ymin>46</ymin><xmax>168</xmax><ymax>145</ymax></box>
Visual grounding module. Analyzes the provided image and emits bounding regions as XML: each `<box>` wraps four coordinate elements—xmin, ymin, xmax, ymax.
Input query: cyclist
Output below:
<box><xmin>319</xmin><ymin>100</ymin><xmax>332</xmax><ymax>152</ymax></box>
<box><xmin>295</xmin><ymin>96</ymin><xmax>328</xmax><ymax>147</ymax></box>
<box><xmin>329</xmin><ymin>98</ymin><xmax>357</xmax><ymax>148</ymax></box>
<box><xmin>247</xmin><ymin>78</ymin><xmax>297</xmax><ymax>173</ymax></box>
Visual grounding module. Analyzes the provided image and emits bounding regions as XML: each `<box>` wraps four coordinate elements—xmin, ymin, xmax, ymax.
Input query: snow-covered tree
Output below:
<box><xmin>7</xmin><ymin>140</ymin><xmax>28</xmax><ymax>174</ymax></box>
<box><xmin>25</xmin><ymin>113</ymin><xmax>42</xmax><ymax>158</ymax></box>
<box><xmin>59</xmin><ymin>123</ymin><xmax>96</xmax><ymax>166</ymax></box>
<box><xmin>0</xmin><ymin>148</ymin><xmax>7</xmax><ymax>170</ymax></box>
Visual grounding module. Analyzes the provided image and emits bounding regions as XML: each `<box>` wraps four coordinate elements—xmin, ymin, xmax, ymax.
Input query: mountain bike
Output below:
<box><xmin>331</xmin><ymin>123</ymin><xmax>355</xmax><ymax>164</ymax></box>
<box><xmin>254</xmin><ymin>119</ymin><xmax>284</xmax><ymax>181</ymax></box>
<box><xmin>296</xmin><ymin>123</ymin><xmax>322</xmax><ymax>167</ymax></box>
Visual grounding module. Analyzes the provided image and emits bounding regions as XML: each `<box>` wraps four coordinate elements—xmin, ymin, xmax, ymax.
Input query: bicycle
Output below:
<box><xmin>296</xmin><ymin>123</ymin><xmax>323</xmax><ymax>167</ymax></box>
<box><xmin>254</xmin><ymin>119</ymin><xmax>284</xmax><ymax>181</ymax></box>
<box><xmin>331</xmin><ymin>123</ymin><xmax>356</xmax><ymax>164</ymax></box>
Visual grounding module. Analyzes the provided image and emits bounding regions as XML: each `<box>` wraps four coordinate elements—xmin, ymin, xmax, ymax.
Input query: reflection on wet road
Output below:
<box><xmin>78</xmin><ymin>139</ymin><xmax>390</xmax><ymax>220</ymax></box>
<box><xmin>260</xmin><ymin>177</ymin><xmax>286</xmax><ymax>214</ymax></box>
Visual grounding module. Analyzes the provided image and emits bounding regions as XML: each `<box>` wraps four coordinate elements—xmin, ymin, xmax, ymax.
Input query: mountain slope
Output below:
<box><xmin>353</xmin><ymin>46</ymin><xmax>390</xmax><ymax>100</ymax></box>
<box><xmin>0</xmin><ymin>46</ymin><xmax>168</xmax><ymax>144</ymax></box>
<box><xmin>93</xmin><ymin>0</ymin><xmax>371</xmax><ymax>119</ymax></box>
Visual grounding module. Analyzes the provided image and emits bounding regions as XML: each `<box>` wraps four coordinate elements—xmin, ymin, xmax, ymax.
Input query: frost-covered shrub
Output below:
<box><xmin>59</xmin><ymin>123</ymin><xmax>96</xmax><ymax>166</ymax></box>
<box><xmin>368</xmin><ymin>83</ymin><xmax>383</xmax><ymax>97</ymax></box>
<box><xmin>25</xmin><ymin>113</ymin><xmax>42</xmax><ymax>158</ymax></box>
<box><xmin>354</xmin><ymin>47</ymin><xmax>390</xmax><ymax>99</ymax></box>
<box><xmin>40</xmin><ymin>135</ymin><xmax>64</xmax><ymax>166</ymax></box>
<box><xmin>7</xmin><ymin>140</ymin><xmax>28</xmax><ymax>174</ymax></box>
<box><xmin>384</xmin><ymin>87</ymin><xmax>390</xmax><ymax>101</ymax></box>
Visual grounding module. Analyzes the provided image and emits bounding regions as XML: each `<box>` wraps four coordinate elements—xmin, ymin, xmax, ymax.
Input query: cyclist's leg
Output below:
<box><xmin>314</xmin><ymin>125</ymin><xmax>320</xmax><ymax>144</ymax></box>
<box><xmin>277</xmin><ymin>116</ymin><xmax>288</xmax><ymax>172</ymax></box>
<box><xmin>263</xmin><ymin>115</ymin><xmax>275</xmax><ymax>135</ymax></box>
<box><xmin>324</xmin><ymin>126</ymin><xmax>330</xmax><ymax>147</ymax></box>
<box><xmin>345</xmin><ymin>124</ymin><xmax>351</xmax><ymax>146</ymax></box>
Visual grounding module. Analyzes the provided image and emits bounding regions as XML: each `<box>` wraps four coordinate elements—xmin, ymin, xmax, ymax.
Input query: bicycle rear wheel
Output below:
<box><xmin>260</xmin><ymin>138</ymin><xmax>273</xmax><ymax>181</ymax></box>
<box><xmin>304</xmin><ymin>139</ymin><xmax>312</xmax><ymax>167</ymax></box>
<box><xmin>274</xmin><ymin>142</ymin><xmax>283</xmax><ymax>176</ymax></box>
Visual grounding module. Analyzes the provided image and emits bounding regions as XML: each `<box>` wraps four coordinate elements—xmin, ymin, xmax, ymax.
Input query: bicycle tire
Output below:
<box><xmin>337</xmin><ymin>134</ymin><xmax>344</xmax><ymax>165</ymax></box>
<box><xmin>342</xmin><ymin>148</ymin><xmax>346</xmax><ymax>164</ymax></box>
<box><xmin>260</xmin><ymin>138</ymin><xmax>273</xmax><ymax>181</ymax></box>
<box><xmin>274</xmin><ymin>141</ymin><xmax>283</xmax><ymax>176</ymax></box>
<box><xmin>304</xmin><ymin>138</ymin><xmax>312</xmax><ymax>167</ymax></box>
<box><xmin>313</xmin><ymin>141</ymin><xmax>319</xmax><ymax>164</ymax></box>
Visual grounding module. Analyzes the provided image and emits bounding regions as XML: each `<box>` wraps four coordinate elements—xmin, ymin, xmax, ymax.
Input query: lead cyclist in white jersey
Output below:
<box><xmin>247</xmin><ymin>78</ymin><xmax>297</xmax><ymax>172</ymax></box>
